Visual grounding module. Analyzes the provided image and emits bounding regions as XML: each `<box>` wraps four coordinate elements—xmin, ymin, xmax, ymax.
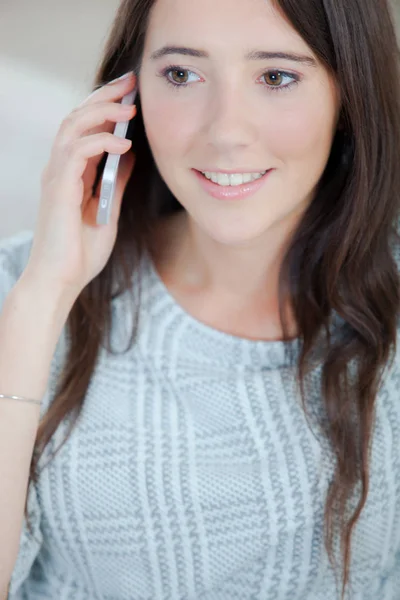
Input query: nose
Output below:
<box><xmin>204</xmin><ymin>83</ymin><xmax>258</xmax><ymax>153</ymax></box>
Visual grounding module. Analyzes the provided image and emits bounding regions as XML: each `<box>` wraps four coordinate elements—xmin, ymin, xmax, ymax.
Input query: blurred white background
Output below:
<box><xmin>0</xmin><ymin>0</ymin><xmax>119</xmax><ymax>238</ymax></box>
<box><xmin>0</xmin><ymin>0</ymin><xmax>399</xmax><ymax>240</ymax></box>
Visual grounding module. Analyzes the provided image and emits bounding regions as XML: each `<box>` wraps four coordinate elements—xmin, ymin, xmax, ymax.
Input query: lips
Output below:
<box><xmin>193</xmin><ymin>168</ymin><xmax>273</xmax><ymax>201</ymax></box>
<box><xmin>200</xmin><ymin>171</ymin><xmax>266</xmax><ymax>185</ymax></box>
<box><xmin>197</xmin><ymin>168</ymin><xmax>268</xmax><ymax>174</ymax></box>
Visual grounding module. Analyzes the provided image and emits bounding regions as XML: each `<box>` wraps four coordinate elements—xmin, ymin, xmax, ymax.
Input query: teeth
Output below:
<box><xmin>202</xmin><ymin>171</ymin><xmax>267</xmax><ymax>186</ymax></box>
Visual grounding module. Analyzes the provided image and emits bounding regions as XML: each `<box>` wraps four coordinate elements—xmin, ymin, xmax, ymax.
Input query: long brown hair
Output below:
<box><xmin>27</xmin><ymin>0</ymin><xmax>400</xmax><ymax>597</ymax></box>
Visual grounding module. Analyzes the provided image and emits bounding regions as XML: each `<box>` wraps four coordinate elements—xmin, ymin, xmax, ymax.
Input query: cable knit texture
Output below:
<box><xmin>1</xmin><ymin>228</ymin><xmax>400</xmax><ymax>600</ymax></box>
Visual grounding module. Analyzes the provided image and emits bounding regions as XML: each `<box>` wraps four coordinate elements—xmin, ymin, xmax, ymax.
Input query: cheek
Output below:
<box><xmin>141</xmin><ymin>92</ymin><xmax>197</xmax><ymax>158</ymax></box>
<box><xmin>265</xmin><ymin>89</ymin><xmax>337</xmax><ymax>166</ymax></box>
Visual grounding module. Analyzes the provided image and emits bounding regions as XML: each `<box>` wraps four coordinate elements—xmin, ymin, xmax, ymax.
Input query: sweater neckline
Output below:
<box><xmin>141</xmin><ymin>248</ymin><xmax>303</xmax><ymax>370</ymax></box>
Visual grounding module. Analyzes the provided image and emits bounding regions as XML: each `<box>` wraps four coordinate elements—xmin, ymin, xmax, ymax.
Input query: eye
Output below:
<box><xmin>264</xmin><ymin>71</ymin><xmax>284</xmax><ymax>86</ymax></box>
<box><xmin>161</xmin><ymin>67</ymin><xmax>200</xmax><ymax>88</ymax></box>
<box><xmin>170</xmin><ymin>68</ymin><xmax>189</xmax><ymax>85</ymax></box>
<box><xmin>158</xmin><ymin>65</ymin><xmax>300</xmax><ymax>93</ymax></box>
<box><xmin>260</xmin><ymin>70</ymin><xmax>299</xmax><ymax>92</ymax></box>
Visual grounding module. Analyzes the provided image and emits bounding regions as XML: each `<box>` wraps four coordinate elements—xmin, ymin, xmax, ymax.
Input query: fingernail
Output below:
<box><xmin>108</xmin><ymin>71</ymin><xmax>133</xmax><ymax>84</ymax></box>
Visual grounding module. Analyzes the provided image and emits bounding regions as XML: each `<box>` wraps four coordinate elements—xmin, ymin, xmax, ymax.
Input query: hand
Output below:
<box><xmin>24</xmin><ymin>72</ymin><xmax>137</xmax><ymax>298</ymax></box>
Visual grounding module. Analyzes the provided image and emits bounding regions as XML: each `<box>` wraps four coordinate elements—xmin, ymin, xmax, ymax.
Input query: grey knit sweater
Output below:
<box><xmin>1</xmin><ymin>229</ymin><xmax>400</xmax><ymax>600</ymax></box>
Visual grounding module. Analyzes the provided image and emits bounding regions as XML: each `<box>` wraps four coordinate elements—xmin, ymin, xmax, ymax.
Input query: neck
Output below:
<box><xmin>171</xmin><ymin>212</ymin><xmax>294</xmax><ymax>302</ymax></box>
<box><xmin>150</xmin><ymin>210</ymin><xmax>302</xmax><ymax>340</ymax></box>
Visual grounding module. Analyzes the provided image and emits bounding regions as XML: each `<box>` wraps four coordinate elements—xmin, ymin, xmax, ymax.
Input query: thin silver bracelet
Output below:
<box><xmin>0</xmin><ymin>393</ymin><xmax>41</xmax><ymax>406</ymax></box>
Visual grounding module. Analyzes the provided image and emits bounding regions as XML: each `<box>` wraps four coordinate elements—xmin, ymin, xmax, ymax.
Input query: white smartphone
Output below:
<box><xmin>96</xmin><ymin>88</ymin><xmax>137</xmax><ymax>225</ymax></box>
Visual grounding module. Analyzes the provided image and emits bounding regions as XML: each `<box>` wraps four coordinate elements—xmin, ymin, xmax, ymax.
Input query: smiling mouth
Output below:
<box><xmin>192</xmin><ymin>167</ymin><xmax>273</xmax><ymax>201</ymax></box>
<box><xmin>196</xmin><ymin>169</ymin><xmax>271</xmax><ymax>187</ymax></box>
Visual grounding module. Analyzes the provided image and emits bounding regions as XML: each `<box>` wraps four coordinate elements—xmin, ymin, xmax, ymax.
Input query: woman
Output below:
<box><xmin>1</xmin><ymin>0</ymin><xmax>400</xmax><ymax>598</ymax></box>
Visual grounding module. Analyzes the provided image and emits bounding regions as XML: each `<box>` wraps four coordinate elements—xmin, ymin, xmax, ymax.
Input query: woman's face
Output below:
<box><xmin>139</xmin><ymin>0</ymin><xmax>340</xmax><ymax>246</ymax></box>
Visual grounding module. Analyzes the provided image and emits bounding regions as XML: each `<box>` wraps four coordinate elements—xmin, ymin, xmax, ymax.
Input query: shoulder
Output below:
<box><xmin>385</xmin><ymin>213</ymin><xmax>400</xmax><ymax>277</ymax></box>
<box><xmin>0</xmin><ymin>229</ymin><xmax>34</xmax><ymax>274</ymax></box>
<box><xmin>391</xmin><ymin>216</ymin><xmax>400</xmax><ymax>267</ymax></box>
<box><xmin>0</xmin><ymin>229</ymin><xmax>34</xmax><ymax>304</ymax></box>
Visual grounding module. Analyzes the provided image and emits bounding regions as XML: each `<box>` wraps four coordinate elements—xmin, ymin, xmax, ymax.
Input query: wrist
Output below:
<box><xmin>11</xmin><ymin>271</ymin><xmax>78</xmax><ymax>328</ymax></box>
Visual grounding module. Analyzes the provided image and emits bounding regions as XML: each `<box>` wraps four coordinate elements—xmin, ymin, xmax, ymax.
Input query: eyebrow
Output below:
<box><xmin>150</xmin><ymin>45</ymin><xmax>317</xmax><ymax>67</ymax></box>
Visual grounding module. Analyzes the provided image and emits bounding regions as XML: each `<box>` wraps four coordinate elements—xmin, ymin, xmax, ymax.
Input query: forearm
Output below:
<box><xmin>0</xmin><ymin>275</ymin><xmax>76</xmax><ymax>590</ymax></box>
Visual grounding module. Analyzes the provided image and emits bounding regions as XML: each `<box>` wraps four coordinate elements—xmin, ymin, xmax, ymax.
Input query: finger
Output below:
<box><xmin>56</xmin><ymin>102</ymin><xmax>136</xmax><ymax>146</ymax></box>
<box><xmin>79</xmin><ymin>72</ymin><xmax>137</xmax><ymax>108</ymax></box>
<box><xmin>57</xmin><ymin>132</ymin><xmax>133</xmax><ymax>201</ymax></box>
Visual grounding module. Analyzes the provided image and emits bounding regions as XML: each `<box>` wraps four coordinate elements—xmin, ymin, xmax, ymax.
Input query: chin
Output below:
<box><xmin>198</xmin><ymin>216</ymin><xmax>274</xmax><ymax>247</ymax></box>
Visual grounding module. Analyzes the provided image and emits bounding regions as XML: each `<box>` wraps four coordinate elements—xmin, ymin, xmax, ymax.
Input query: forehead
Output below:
<box><xmin>144</xmin><ymin>0</ymin><xmax>312</xmax><ymax>57</ymax></box>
